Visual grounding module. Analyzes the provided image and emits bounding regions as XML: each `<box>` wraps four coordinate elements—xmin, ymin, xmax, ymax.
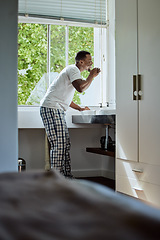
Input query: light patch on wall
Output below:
<box><xmin>117</xmin><ymin>141</ymin><xmax>127</xmax><ymax>160</ymax></box>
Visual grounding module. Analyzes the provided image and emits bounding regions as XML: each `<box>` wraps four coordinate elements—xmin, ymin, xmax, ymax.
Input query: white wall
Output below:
<box><xmin>18</xmin><ymin>108</ymin><xmax>115</xmax><ymax>178</ymax></box>
<box><xmin>18</xmin><ymin>126</ymin><xmax>115</xmax><ymax>179</ymax></box>
<box><xmin>0</xmin><ymin>0</ymin><xmax>18</xmax><ymax>172</ymax></box>
<box><xmin>18</xmin><ymin>129</ymin><xmax>45</xmax><ymax>170</ymax></box>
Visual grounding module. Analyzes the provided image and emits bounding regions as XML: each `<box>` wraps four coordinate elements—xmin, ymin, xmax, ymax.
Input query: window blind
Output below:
<box><xmin>18</xmin><ymin>0</ymin><xmax>106</xmax><ymax>25</ymax></box>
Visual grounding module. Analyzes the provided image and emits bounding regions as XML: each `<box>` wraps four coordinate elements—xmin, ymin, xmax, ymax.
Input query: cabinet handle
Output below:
<box><xmin>132</xmin><ymin>168</ymin><xmax>143</xmax><ymax>173</ymax></box>
<box><xmin>133</xmin><ymin>75</ymin><xmax>137</xmax><ymax>100</ymax></box>
<box><xmin>138</xmin><ymin>74</ymin><xmax>142</xmax><ymax>100</ymax></box>
<box><xmin>132</xmin><ymin>187</ymin><xmax>143</xmax><ymax>191</ymax></box>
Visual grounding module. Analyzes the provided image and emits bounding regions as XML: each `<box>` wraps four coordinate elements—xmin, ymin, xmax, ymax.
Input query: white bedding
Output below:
<box><xmin>0</xmin><ymin>170</ymin><xmax>159</xmax><ymax>240</ymax></box>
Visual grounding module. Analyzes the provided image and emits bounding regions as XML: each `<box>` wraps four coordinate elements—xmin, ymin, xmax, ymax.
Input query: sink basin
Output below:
<box><xmin>72</xmin><ymin>114</ymin><xmax>115</xmax><ymax>124</ymax></box>
<box><xmin>96</xmin><ymin>109</ymin><xmax>116</xmax><ymax>115</ymax></box>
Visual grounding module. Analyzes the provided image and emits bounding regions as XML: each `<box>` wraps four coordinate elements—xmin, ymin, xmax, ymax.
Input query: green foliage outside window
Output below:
<box><xmin>18</xmin><ymin>23</ymin><xmax>94</xmax><ymax>106</ymax></box>
<box><xmin>68</xmin><ymin>26</ymin><xmax>94</xmax><ymax>80</ymax></box>
<box><xmin>50</xmin><ymin>25</ymin><xmax>66</xmax><ymax>73</ymax></box>
<box><xmin>18</xmin><ymin>23</ymin><xmax>47</xmax><ymax>105</ymax></box>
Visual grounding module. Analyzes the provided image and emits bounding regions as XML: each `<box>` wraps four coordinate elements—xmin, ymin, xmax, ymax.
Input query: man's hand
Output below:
<box><xmin>89</xmin><ymin>68</ymin><xmax>101</xmax><ymax>78</ymax></box>
<box><xmin>70</xmin><ymin>101</ymin><xmax>90</xmax><ymax>111</ymax></box>
<box><xmin>80</xmin><ymin>106</ymin><xmax>90</xmax><ymax>111</ymax></box>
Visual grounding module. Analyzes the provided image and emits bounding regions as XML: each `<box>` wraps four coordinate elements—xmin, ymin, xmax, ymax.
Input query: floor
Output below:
<box><xmin>76</xmin><ymin>177</ymin><xmax>115</xmax><ymax>191</ymax></box>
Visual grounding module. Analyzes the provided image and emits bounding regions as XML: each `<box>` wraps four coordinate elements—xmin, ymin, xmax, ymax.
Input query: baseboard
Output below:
<box><xmin>72</xmin><ymin>169</ymin><xmax>102</xmax><ymax>178</ymax></box>
<box><xmin>72</xmin><ymin>169</ymin><xmax>115</xmax><ymax>180</ymax></box>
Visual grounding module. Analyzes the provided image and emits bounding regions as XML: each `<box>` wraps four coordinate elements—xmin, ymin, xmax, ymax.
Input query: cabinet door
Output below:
<box><xmin>138</xmin><ymin>0</ymin><xmax>160</xmax><ymax>165</ymax></box>
<box><xmin>116</xmin><ymin>0</ymin><xmax>138</xmax><ymax>162</ymax></box>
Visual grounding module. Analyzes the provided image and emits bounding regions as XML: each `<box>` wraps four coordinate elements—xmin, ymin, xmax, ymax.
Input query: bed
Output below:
<box><xmin>0</xmin><ymin>170</ymin><xmax>159</xmax><ymax>240</ymax></box>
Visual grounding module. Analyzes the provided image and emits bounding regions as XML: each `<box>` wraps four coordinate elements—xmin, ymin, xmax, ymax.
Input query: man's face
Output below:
<box><xmin>83</xmin><ymin>54</ymin><xmax>93</xmax><ymax>71</ymax></box>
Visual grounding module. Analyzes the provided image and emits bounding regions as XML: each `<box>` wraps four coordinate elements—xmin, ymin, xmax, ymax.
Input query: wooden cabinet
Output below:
<box><xmin>115</xmin><ymin>0</ymin><xmax>160</xmax><ymax>208</ymax></box>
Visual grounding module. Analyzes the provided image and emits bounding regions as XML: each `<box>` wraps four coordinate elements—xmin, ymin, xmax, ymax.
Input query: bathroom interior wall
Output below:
<box><xmin>0</xmin><ymin>0</ymin><xmax>18</xmax><ymax>172</ymax></box>
<box><xmin>18</xmin><ymin>127</ymin><xmax>115</xmax><ymax>179</ymax></box>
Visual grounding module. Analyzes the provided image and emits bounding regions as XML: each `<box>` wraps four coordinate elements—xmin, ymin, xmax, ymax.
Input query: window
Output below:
<box><xmin>18</xmin><ymin>0</ymin><xmax>116</xmax><ymax>108</ymax></box>
<box><xmin>18</xmin><ymin>19</ymin><xmax>107</xmax><ymax>107</ymax></box>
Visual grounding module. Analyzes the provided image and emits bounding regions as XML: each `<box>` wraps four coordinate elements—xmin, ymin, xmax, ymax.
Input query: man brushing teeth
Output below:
<box><xmin>40</xmin><ymin>51</ymin><xmax>100</xmax><ymax>178</ymax></box>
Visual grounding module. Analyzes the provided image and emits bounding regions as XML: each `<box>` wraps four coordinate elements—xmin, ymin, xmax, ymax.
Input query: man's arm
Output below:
<box><xmin>72</xmin><ymin>68</ymin><xmax>100</xmax><ymax>93</ymax></box>
<box><xmin>69</xmin><ymin>101</ymin><xmax>90</xmax><ymax>111</ymax></box>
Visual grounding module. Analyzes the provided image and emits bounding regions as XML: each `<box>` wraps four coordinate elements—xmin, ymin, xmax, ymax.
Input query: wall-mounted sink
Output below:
<box><xmin>72</xmin><ymin>114</ymin><xmax>115</xmax><ymax>124</ymax></box>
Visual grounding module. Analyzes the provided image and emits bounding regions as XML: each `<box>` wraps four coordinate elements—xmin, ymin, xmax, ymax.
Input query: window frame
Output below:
<box><xmin>18</xmin><ymin>16</ymin><xmax>112</xmax><ymax>108</ymax></box>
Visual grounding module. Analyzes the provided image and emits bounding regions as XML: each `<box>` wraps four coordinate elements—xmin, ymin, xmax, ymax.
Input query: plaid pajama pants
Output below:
<box><xmin>40</xmin><ymin>106</ymin><xmax>72</xmax><ymax>177</ymax></box>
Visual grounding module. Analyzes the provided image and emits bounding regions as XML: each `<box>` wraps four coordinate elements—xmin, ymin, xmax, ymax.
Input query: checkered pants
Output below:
<box><xmin>40</xmin><ymin>106</ymin><xmax>72</xmax><ymax>177</ymax></box>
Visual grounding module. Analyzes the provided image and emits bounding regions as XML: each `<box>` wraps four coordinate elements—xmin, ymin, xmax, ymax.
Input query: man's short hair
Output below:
<box><xmin>75</xmin><ymin>51</ymin><xmax>90</xmax><ymax>62</ymax></box>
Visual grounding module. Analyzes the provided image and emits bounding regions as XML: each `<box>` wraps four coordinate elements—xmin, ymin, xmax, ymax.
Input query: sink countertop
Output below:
<box><xmin>18</xmin><ymin>106</ymin><xmax>116</xmax><ymax>128</ymax></box>
<box><xmin>72</xmin><ymin>114</ymin><xmax>115</xmax><ymax>124</ymax></box>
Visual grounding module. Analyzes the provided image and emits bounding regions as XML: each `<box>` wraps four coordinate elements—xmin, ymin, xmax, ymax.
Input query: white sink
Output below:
<box><xmin>96</xmin><ymin>108</ymin><xmax>116</xmax><ymax>115</ymax></box>
<box><xmin>80</xmin><ymin>110</ymin><xmax>96</xmax><ymax>115</ymax></box>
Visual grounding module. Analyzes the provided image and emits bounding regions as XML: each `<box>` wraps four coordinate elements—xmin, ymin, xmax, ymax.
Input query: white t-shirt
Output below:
<box><xmin>40</xmin><ymin>65</ymin><xmax>81</xmax><ymax>111</ymax></box>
